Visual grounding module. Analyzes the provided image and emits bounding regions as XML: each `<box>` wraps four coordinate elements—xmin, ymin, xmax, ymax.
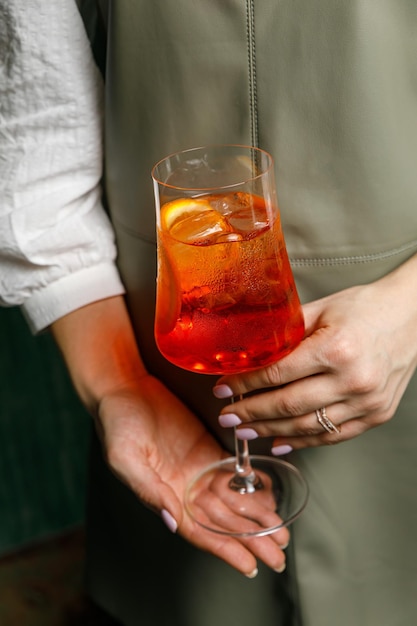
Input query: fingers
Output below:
<box><xmin>118</xmin><ymin>458</ymin><xmax>288</xmax><ymax>577</ymax></box>
<box><xmin>180</xmin><ymin>512</ymin><xmax>289</xmax><ymax>577</ymax></box>
<box><xmin>125</xmin><ymin>462</ymin><xmax>288</xmax><ymax>577</ymax></box>
<box><xmin>177</xmin><ymin>465</ymin><xmax>290</xmax><ymax>576</ymax></box>
<box><xmin>213</xmin><ymin>344</ymin><xmax>392</xmax><ymax>446</ymax></box>
<box><xmin>192</xmin><ymin>473</ymin><xmax>290</xmax><ymax>539</ymax></box>
<box><xmin>181</xmin><ymin>523</ymin><xmax>287</xmax><ymax>577</ymax></box>
<box><xmin>215</xmin><ymin>371</ymin><xmax>344</xmax><ymax>424</ymax></box>
<box><xmin>214</xmin><ymin>334</ymin><xmax>324</xmax><ymax>398</ymax></box>
<box><xmin>214</xmin><ymin>369</ymin><xmax>394</xmax><ymax>446</ymax></box>
<box><xmin>121</xmin><ymin>447</ymin><xmax>290</xmax><ymax>578</ymax></box>
<box><xmin>270</xmin><ymin>416</ymin><xmax>369</xmax><ymax>450</ymax></box>
<box><xmin>229</xmin><ymin>399</ymin><xmax>348</xmax><ymax>439</ymax></box>
<box><xmin>219</xmin><ymin>399</ymin><xmax>368</xmax><ymax>447</ymax></box>
<box><xmin>214</xmin><ymin>379</ymin><xmax>373</xmax><ymax>447</ymax></box>
<box><xmin>237</xmin><ymin>409</ymin><xmax>368</xmax><ymax>450</ymax></box>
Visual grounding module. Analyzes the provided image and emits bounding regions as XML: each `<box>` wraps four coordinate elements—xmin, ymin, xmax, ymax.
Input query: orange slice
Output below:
<box><xmin>161</xmin><ymin>198</ymin><xmax>213</xmax><ymax>230</ymax></box>
<box><xmin>161</xmin><ymin>197</ymin><xmax>232</xmax><ymax>243</ymax></box>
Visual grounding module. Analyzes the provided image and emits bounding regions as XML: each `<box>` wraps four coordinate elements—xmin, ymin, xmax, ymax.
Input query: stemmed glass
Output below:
<box><xmin>152</xmin><ymin>145</ymin><xmax>308</xmax><ymax>537</ymax></box>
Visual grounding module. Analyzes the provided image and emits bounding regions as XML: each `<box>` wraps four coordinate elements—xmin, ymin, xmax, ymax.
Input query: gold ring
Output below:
<box><xmin>316</xmin><ymin>407</ymin><xmax>341</xmax><ymax>434</ymax></box>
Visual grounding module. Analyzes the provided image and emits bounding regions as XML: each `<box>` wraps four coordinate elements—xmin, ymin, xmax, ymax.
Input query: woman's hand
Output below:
<box><xmin>96</xmin><ymin>376</ymin><xmax>289</xmax><ymax>577</ymax></box>
<box><xmin>51</xmin><ymin>296</ymin><xmax>289</xmax><ymax>577</ymax></box>
<box><xmin>214</xmin><ymin>255</ymin><xmax>417</xmax><ymax>450</ymax></box>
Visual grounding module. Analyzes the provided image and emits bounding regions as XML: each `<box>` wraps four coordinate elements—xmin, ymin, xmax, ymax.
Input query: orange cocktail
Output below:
<box><xmin>155</xmin><ymin>191</ymin><xmax>304</xmax><ymax>374</ymax></box>
<box><xmin>152</xmin><ymin>146</ymin><xmax>309</xmax><ymax>537</ymax></box>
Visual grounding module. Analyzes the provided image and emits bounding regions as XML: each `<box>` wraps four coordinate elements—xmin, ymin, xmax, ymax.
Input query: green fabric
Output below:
<box><xmin>0</xmin><ymin>308</ymin><xmax>90</xmax><ymax>554</ymax></box>
<box><xmin>86</xmin><ymin>1</ymin><xmax>417</xmax><ymax>624</ymax></box>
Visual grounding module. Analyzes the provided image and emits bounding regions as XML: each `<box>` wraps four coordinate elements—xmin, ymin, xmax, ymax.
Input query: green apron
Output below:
<box><xmin>85</xmin><ymin>2</ymin><xmax>417</xmax><ymax>624</ymax></box>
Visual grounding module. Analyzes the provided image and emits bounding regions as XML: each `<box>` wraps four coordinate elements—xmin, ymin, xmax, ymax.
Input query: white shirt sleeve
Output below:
<box><xmin>0</xmin><ymin>0</ymin><xmax>125</xmax><ymax>333</ymax></box>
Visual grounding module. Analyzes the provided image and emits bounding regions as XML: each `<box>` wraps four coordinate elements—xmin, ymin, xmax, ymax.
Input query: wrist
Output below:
<box><xmin>51</xmin><ymin>296</ymin><xmax>147</xmax><ymax>415</ymax></box>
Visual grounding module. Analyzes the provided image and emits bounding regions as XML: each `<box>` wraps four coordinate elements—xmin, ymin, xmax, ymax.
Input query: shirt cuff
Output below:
<box><xmin>21</xmin><ymin>262</ymin><xmax>126</xmax><ymax>334</ymax></box>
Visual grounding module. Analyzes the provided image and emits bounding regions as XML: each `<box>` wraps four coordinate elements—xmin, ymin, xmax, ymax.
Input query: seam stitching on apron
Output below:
<box><xmin>246</xmin><ymin>0</ymin><xmax>258</xmax><ymax>148</ymax></box>
<box><xmin>289</xmin><ymin>239</ymin><xmax>417</xmax><ymax>267</ymax></box>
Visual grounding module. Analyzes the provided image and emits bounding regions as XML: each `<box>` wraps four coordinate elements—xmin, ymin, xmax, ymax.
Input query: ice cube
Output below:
<box><xmin>213</xmin><ymin>232</ymin><xmax>243</xmax><ymax>243</ymax></box>
<box><xmin>171</xmin><ymin>208</ymin><xmax>232</xmax><ymax>244</ymax></box>
<box><xmin>208</xmin><ymin>193</ymin><xmax>270</xmax><ymax>237</ymax></box>
<box><xmin>208</xmin><ymin>192</ymin><xmax>252</xmax><ymax>217</ymax></box>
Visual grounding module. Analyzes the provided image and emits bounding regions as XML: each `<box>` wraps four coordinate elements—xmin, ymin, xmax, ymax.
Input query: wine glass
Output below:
<box><xmin>152</xmin><ymin>145</ymin><xmax>308</xmax><ymax>537</ymax></box>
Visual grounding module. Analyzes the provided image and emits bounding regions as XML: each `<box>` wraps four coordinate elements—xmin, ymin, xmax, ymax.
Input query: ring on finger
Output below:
<box><xmin>315</xmin><ymin>407</ymin><xmax>341</xmax><ymax>434</ymax></box>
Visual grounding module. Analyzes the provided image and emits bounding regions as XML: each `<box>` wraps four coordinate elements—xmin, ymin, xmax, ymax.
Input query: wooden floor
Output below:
<box><xmin>0</xmin><ymin>527</ymin><xmax>121</xmax><ymax>626</ymax></box>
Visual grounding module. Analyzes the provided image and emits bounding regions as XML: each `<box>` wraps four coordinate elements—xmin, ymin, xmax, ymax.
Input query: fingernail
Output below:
<box><xmin>245</xmin><ymin>568</ymin><xmax>258</xmax><ymax>579</ymax></box>
<box><xmin>236</xmin><ymin>428</ymin><xmax>258</xmax><ymax>440</ymax></box>
<box><xmin>219</xmin><ymin>413</ymin><xmax>242</xmax><ymax>427</ymax></box>
<box><xmin>213</xmin><ymin>384</ymin><xmax>234</xmax><ymax>399</ymax></box>
<box><xmin>161</xmin><ymin>509</ymin><xmax>178</xmax><ymax>533</ymax></box>
<box><xmin>274</xmin><ymin>562</ymin><xmax>286</xmax><ymax>574</ymax></box>
<box><xmin>279</xmin><ymin>541</ymin><xmax>289</xmax><ymax>550</ymax></box>
<box><xmin>271</xmin><ymin>444</ymin><xmax>293</xmax><ymax>456</ymax></box>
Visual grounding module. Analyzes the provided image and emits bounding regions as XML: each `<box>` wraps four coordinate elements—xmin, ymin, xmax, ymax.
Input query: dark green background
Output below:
<box><xmin>0</xmin><ymin>307</ymin><xmax>90</xmax><ymax>555</ymax></box>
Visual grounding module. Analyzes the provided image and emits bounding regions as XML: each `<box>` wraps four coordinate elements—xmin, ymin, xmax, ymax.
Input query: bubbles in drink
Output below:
<box><xmin>183</xmin><ymin>285</ymin><xmax>237</xmax><ymax>312</ymax></box>
<box><xmin>155</xmin><ymin>191</ymin><xmax>304</xmax><ymax>373</ymax></box>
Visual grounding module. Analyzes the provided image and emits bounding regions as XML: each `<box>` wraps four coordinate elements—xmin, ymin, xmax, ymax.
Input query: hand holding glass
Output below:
<box><xmin>152</xmin><ymin>145</ymin><xmax>308</xmax><ymax>536</ymax></box>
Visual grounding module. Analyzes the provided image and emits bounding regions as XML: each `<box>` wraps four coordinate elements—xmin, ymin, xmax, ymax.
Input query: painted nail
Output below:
<box><xmin>213</xmin><ymin>384</ymin><xmax>234</xmax><ymax>399</ymax></box>
<box><xmin>161</xmin><ymin>509</ymin><xmax>178</xmax><ymax>533</ymax></box>
<box><xmin>271</xmin><ymin>444</ymin><xmax>293</xmax><ymax>456</ymax></box>
<box><xmin>245</xmin><ymin>568</ymin><xmax>259</xmax><ymax>579</ymax></box>
<box><xmin>274</xmin><ymin>562</ymin><xmax>287</xmax><ymax>574</ymax></box>
<box><xmin>219</xmin><ymin>413</ymin><xmax>242</xmax><ymax>427</ymax></box>
<box><xmin>236</xmin><ymin>428</ymin><xmax>258</xmax><ymax>440</ymax></box>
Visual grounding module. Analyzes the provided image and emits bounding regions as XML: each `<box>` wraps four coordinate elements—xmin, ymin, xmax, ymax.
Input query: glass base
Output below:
<box><xmin>184</xmin><ymin>455</ymin><xmax>309</xmax><ymax>537</ymax></box>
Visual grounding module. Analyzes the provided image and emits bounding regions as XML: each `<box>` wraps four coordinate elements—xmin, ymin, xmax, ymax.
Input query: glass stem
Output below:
<box><xmin>229</xmin><ymin>395</ymin><xmax>262</xmax><ymax>494</ymax></box>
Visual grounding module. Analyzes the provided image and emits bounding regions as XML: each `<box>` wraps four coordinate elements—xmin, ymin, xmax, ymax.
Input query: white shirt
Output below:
<box><xmin>0</xmin><ymin>0</ymin><xmax>124</xmax><ymax>333</ymax></box>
